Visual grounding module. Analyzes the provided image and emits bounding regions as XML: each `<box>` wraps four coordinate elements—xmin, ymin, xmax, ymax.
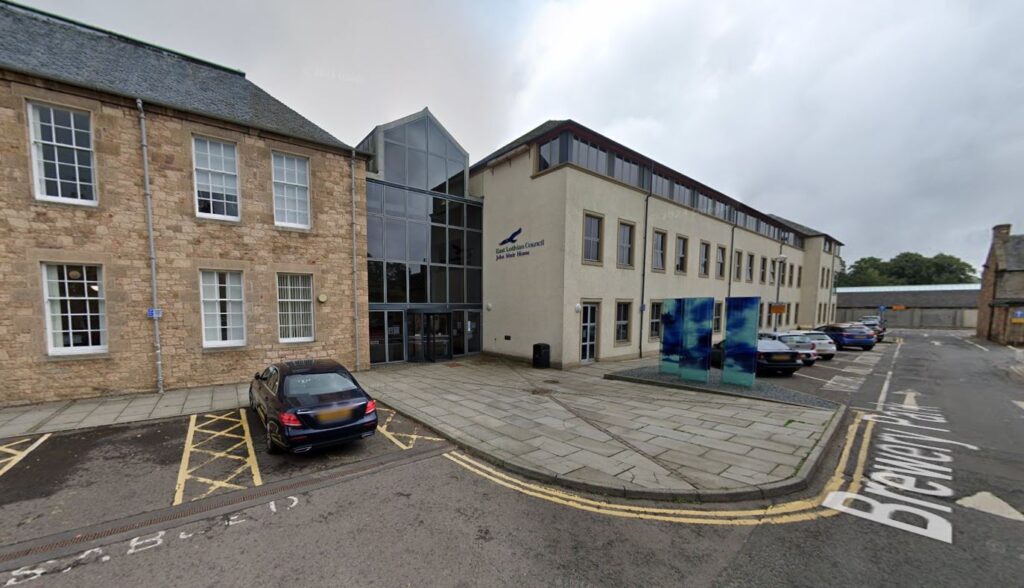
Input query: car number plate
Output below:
<box><xmin>317</xmin><ymin>407</ymin><xmax>353</xmax><ymax>423</ymax></box>
<box><xmin>771</xmin><ymin>354</ymin><xmax>791</xmax><ymax>361</ymax></box>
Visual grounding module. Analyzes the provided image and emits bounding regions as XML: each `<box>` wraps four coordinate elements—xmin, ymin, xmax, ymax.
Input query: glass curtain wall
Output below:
<box><xmin>367</xmin><ymin>114</ymin><xmax>483</xmax><ymax>364</ymax></box>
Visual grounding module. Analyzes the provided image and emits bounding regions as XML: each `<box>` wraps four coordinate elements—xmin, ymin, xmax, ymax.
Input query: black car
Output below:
<box><xmin>249</xmin><ymin>359</ymin><xmax>378</xmax><ymax>454</ymax></box>
<box><xmin>711</xmin><ymin>339</ymin><xmax>803</xmax><ymax>376</ymax></box>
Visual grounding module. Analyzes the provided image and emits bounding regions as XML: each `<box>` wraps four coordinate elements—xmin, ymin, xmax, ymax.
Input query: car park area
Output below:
<box><xmin>0</xmin><ymin>403</ymin><xmax>447</xmax><ymax>548</ymax></box>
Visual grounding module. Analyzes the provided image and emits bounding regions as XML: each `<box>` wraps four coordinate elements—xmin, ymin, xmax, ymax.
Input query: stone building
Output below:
<box><xmin>0</xmin><ymin>3</ymin><xmax>368</xmax><ymax>405</ymax></box>
<box><xmin>978</xmin><ymin>224</ymin><xmax>1024</xmax><ymax>345</ymax></box>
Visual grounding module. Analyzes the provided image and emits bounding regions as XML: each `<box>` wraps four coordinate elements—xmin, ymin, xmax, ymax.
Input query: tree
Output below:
<box><xmin>835</xmin><ymin>252</ymin><xmax>978</xmax><ymax>287</ymax></box>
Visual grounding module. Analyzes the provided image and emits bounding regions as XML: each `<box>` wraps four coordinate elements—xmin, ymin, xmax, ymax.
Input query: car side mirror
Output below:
<box><xmin>255</xmin><ymin>372</ymin><xmax>263</xmax><ymax>380</ymax></box>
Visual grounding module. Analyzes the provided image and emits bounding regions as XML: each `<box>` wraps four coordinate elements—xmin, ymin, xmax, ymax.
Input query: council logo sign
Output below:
<box><xmin>495</xmin><ymin>227</ymin><xmax>544</xmax><ymax>261</ymax></box>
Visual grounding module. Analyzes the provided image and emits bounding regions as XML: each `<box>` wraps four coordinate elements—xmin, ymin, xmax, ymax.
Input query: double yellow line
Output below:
<box><xmin>443</xmin><ymin>413</ymin><xmax>873</xmax><ymax>525</ymax></box>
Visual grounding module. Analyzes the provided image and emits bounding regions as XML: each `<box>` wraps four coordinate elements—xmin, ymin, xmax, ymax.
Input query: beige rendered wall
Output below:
<box><xmin>472</xmin><ymin>153</ymin><xmax>840</xmax><ymax>369</ymax></box>
<box><xmin>474</xmin><ymin>148</ymin><xmax>568</xmax><ymax>364</ymax></box>
<box><xmin>0</xmin><ymin>74</ymin><xmax>367</xmax><ymax>405</ymax></box>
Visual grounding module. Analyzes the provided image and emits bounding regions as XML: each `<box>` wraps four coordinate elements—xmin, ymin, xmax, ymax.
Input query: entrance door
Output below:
<box><xmin>452</xmin><ymin>311</ymin><xmax>466</xmax><ymax>356</ymax></box>
<box><xmin>425</xmin><ymin>313</ymin><xmax>452</xmax><ymax>362</ymax></box>
<box><xmin>581</xmin><ymin>303</ymin><xmax>598</xmax><ymax>362</ymax></box>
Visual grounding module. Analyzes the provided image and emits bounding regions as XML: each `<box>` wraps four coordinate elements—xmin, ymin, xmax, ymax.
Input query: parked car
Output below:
<box><xmin>759</xmin><ymin>332</ymin><xmax>818</xmax><ymax>366</ymax></box>
<box><xmin>249</xmin><ymin>359</ymin><xmax>378</xmax><ymax>454</ymax></box>
<box><xmin>820</xmin><ymin>324</ymin><xmax>877</xmax><ymax>351</ymax></box>
<box><xmin>858</xmin><ymin>318</ymin><xmax>887</xmax><ymax>341</ymax></box>
<box><xmin>711</xmin><ymin>339</ymin><xmax>803</xmax><ymax>376</ymax></box>
<box><xmin>789</xmin><ymin>330</ymin><xmax>838</xmax><ymax>360</ymax></box>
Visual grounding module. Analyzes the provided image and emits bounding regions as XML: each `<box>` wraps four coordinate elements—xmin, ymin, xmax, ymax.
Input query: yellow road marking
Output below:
<box><xmin>442</xmin><ymin>412</ymin><xmax>872</xmax><ymax>525</ymax></box>
<box><xmin>173</xmin><ymin>415</ymin><xmax>197</xmax><ymax>505</ymax></box>
<box><xmin>173</xmin><ymin>410</ymin><xmax>262</xmax><ymax>505</ymax></box>
<box><xmin>377</xmin><ymin>408</ymin><xmax>445</xmax><ymax>450</ymax></box>
<box><xmin>0</xmin><ymin>434</ymin><xmax>51</xmax><ymax>478</ymax></box>
<box><xmin>239</xmin><ymin>408</ymin><xmax>262</xmax><ymax>487</ymax></box>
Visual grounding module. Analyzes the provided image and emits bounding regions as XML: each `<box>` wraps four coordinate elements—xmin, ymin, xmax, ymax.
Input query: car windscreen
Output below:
<box><xmin>804</xmin><ymin>333</ymin><xmax>832</xmax><ymax>341</ymax></box>
<box><xmin>283</xmin><ymin>372</ymin><xmax>361</xmax><ymax>399</ymax></box>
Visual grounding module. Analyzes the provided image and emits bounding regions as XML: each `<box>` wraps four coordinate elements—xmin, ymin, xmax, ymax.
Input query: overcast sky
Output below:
<box><xmin>27</xmin><ymin>0</ymin><xmax>1024</xmax><ymax>270</ymax></box>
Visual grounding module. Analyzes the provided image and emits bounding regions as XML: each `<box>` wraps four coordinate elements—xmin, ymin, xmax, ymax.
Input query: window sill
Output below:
<box><xmin>582</xmin><ymin>260</ymin><xmax>603</xmax><ymax>267</ymax></box>
<box><xmin>34</xmin><ymin>195</ymin><xmax>99</xmax><ymax>208</ymax></box>
<box><xmin>202</xmin><ymin>343</ymin><xmax>247</xmax><ymax>353</ymax></box>
<box><xmin>275</xmin><ymin>224</ymin><xmax>313</xmax><ymax>234</ymax></box>
<box><xmin>279</xmin><ymin>338</ymin><xmax>316</xmax><ymax>345</ymax></box>
<box><xmin>44</xmin><ymin>351</ymin><xmax>111</xmax><ymax>362</ymax></box>
<box><xmin>651</xmin><ymin>268</ymin><xmax>666</xmax><ymax>274</ymax></box>
<box><xmin>613</xmin><ymin>340</ymin><xmax>631</xmax><ymax>347</ymax></box>
<box><xmin>698</xmin><ymin>273</ymin><xmax>709</xmax><ymax>279</ymax></box>
<box><xmin>617</xmin><ymin>264</ymin><xmax>635</xmax><ymax>270</ymax></box>
<box><xmin>196</xmin><ymin>213</ymin><xmax>241</xmax><ymax>224</ymax></box>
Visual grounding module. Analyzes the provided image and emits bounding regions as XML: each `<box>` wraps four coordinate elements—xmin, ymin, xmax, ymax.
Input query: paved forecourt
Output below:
<box><xmin>357</xmin><ymin>356</ymin><xmax>842</xmax><ymax>501</ymax></box>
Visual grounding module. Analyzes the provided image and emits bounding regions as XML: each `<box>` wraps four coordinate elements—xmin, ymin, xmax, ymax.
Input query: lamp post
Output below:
<box><xmin>773</xmin><ymin>254</ymin><xmax>787</xmax><ymax>332</ymax></box>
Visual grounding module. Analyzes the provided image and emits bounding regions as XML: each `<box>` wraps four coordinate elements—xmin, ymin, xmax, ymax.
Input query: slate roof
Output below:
<box><xmin>997</xmin><ymin>235</ymin><xmax>1024</xmax><ymax>272</ymax></box>
<box><xmin>0</xmin><ymin>2</ymin><xmax>352</xmax><ymax>151</ymax></box>
<box><xmin>837</xmin><ymin>288</ymin><xmax>979</xmax><ymax>309</ymax></box>
<box><xmin>469</xmin><ymin>119</ymin><xmax>566</xmax><ymax>174</ymax></box>
<box><xmin>469</xmin><ymin>119</ymin><xmax>843</xmax><ymax>245</ymax></box>
<box><xmin>768</xmin><ymin>214</ymin><xmax>843</xmax><ymax>245</ymax></box>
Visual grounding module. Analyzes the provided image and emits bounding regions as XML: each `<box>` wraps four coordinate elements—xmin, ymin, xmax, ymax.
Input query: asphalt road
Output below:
<box><xmin>1</xmin><ymin>330</ymin><xmax>1022</xmax><ymax>587</ymax></box>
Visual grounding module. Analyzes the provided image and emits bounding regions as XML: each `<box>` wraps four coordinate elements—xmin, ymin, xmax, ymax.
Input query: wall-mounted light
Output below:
<box><xmin>575</xmin><ymin>303</ymin><xmax>582</xmax><ymax>313</ymax></box>
<box><xmin>486</xmin><ymin>303</ymin><xmax>492</xmax><ymax>311</ymax></box>
<box><xmin>317</xmin><ymin>293</ymin><xmax>328</xmax><ymax>303</ymax></box>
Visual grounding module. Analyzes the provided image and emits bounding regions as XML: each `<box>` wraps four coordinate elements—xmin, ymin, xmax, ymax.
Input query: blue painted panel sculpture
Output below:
<box><xmin>658</xmin><ymin>298</ymin><xmax>683</xmax><ymax>376</ymax></box>
<box><xmin>659</xmin><ymin>297</ymin><xmax>714</xmax><ymax>383</ymax></box>
<box><xmin>722</xmin><ymin>297</ymin><xmax>760</xmax><ymax>387</ymax></box>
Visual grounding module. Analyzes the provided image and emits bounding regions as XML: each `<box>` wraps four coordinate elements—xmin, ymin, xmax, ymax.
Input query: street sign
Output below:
<box><xmin>147</xmin><ymin>308</ymin><xmax>163</xmax><ymax>319</ymax></box>
<box><xmin>891</xmin><ymin>305</ymin><xmax>907</xmax><ymax>311</ymax></box>
<box><xmin>1012</xmin><ymin>310</ymin><xmax>1024</xmax><ymax>324</ymax></box>
<box><xmin>769</xmin><ymin>304</ymin><xmax>786</xmax><ymax>314</ymax></box>
<box><xmin>878</xmin><ymin>306</ymin><xmax>887</xmax><ymax>312</ymax></box>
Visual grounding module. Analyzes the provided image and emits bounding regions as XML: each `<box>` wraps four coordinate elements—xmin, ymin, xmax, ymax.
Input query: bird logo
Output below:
<box><xmin>499</xmin><ymin>227</ymin><xmax>523</xmax><ymax>246</ymax></box>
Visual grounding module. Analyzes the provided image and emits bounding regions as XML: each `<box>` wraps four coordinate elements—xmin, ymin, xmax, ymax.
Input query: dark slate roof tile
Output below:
<box><xmin>0</xmin><ymin>3</ymin><xmax>351</xmax><ymax>151</ymax></box>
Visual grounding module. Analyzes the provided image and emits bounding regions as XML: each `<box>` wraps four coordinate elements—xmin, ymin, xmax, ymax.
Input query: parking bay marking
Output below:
<box><xmin>0</xmin><ymin>434</ymin><xmax>50</xmax><ymax>479</ymax></box>
<box><xmin>172</xmin><ymin>409</ymin><xmax>262</xmax><ymax>505</ymax></box>
<box><xmin>377</xmin><ymin>407</ymin><xmax>445</xmax><ymax>451</ymax></box>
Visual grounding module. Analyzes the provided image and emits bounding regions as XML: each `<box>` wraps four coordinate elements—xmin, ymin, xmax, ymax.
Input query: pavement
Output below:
<box><xmin>0</xmin><ymin>384</ymin><xmax>248</xmax><ymax>439</ymax></box>
<box><xmin>356</xmin><ymin>356</ymin><xmax>842</xmax><ymax>501</ymax></box>
<box><xmin>0</xmin><ymin>354</ymin><xmax>850</xmax><ymax>503</ymax></box>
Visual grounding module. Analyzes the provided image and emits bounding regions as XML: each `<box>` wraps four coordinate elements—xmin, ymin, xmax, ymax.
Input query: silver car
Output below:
<box><xmin>790</xmin><ymin>330</ymin><xmax>838</xmax><ymax>360</ymax></box>
<box><xmin>759</xmin><ymin>332</ymin><xmax>818</xmax><ymax>366</ymax></box>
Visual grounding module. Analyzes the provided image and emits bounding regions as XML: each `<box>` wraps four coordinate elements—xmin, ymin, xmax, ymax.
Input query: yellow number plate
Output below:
<box><xmin>317</xmin><ymin>407</ymin><xmax>353</xmax><ymax>423</ymax></box>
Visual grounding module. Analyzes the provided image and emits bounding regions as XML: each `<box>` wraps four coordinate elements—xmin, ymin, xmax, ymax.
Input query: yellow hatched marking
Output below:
<box><xmin>172</xmin><ymin>409</ymin><xmax>262</xmax><ymax>505</ymax></box>
<box><xmin>442</xmin><ymin>412</ymin><xmax>872</xmax><ymax>525</ymax></box>
<box><xmin>377</xmin><ymin>408</ymin><xmax>445</xmax><ymax>450</ymax></box>
<box><xmin>0</xmin><ymin>434</ymin><xmax>51</xmax><ymax>478</ymax></box>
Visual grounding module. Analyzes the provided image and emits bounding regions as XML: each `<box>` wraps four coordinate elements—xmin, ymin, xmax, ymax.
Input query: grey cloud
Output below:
<box><xmin>28</xmin><ymin>0</ymin><xmax>1024</xmax><ymax>269</ymax></box>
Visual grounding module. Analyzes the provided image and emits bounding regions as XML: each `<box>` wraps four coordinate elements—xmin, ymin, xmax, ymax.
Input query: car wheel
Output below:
<box><xmin>265</xmin><ymin>421</ymin><xmax>281</xmax><ymax>454</ymax></box>
<box><xmin>862</xmin><ymin>345</ymin><xmax>874</xmax><ymax>351</ymax></box>
<box><xmin>822</xmin><ymin>354</ymin><xmax>834</xmax><ymax>361</ymax></box>
<box><xmin>802</xmin><ymin>360</ymin><xmax>816</xmax><ymax>367</ymax></box>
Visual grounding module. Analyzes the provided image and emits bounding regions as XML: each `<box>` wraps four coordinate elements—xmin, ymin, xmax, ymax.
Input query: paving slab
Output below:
<box><xmin>357</xmin><ymin>355</ymin><xmax>844</xmax><ymax>502</ymax></box>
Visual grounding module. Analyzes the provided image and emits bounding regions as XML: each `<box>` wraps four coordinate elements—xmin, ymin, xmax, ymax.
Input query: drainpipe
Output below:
<box><xmin>727</xmin><ymin>225</ymin><xmax>736</xmax><ymax>298</ymax></box>
<box><xmin>350</xmin><ymin>150</ymin><xmax>362</xmax><ymax>370</ymax></box>
<box><xmin>136</xmin><ymin>98</ymin><xmax>165</xmax><ymax>394</ymax></box>
<box><xmin>638</xmin><ymin>174</ymin><xmax>652</xmax><ymax>359</ymax></box>
<box><xmin>829</xmin><ymin>244</ymin><xmax>838</xmax><ymax>322</ymax></box>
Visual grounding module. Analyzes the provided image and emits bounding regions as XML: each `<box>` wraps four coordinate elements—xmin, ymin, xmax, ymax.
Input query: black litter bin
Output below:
<box><xmin>532</xmin><ymin>343</ymin><xmax>551</xmax><ymax>368</ymax></box>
